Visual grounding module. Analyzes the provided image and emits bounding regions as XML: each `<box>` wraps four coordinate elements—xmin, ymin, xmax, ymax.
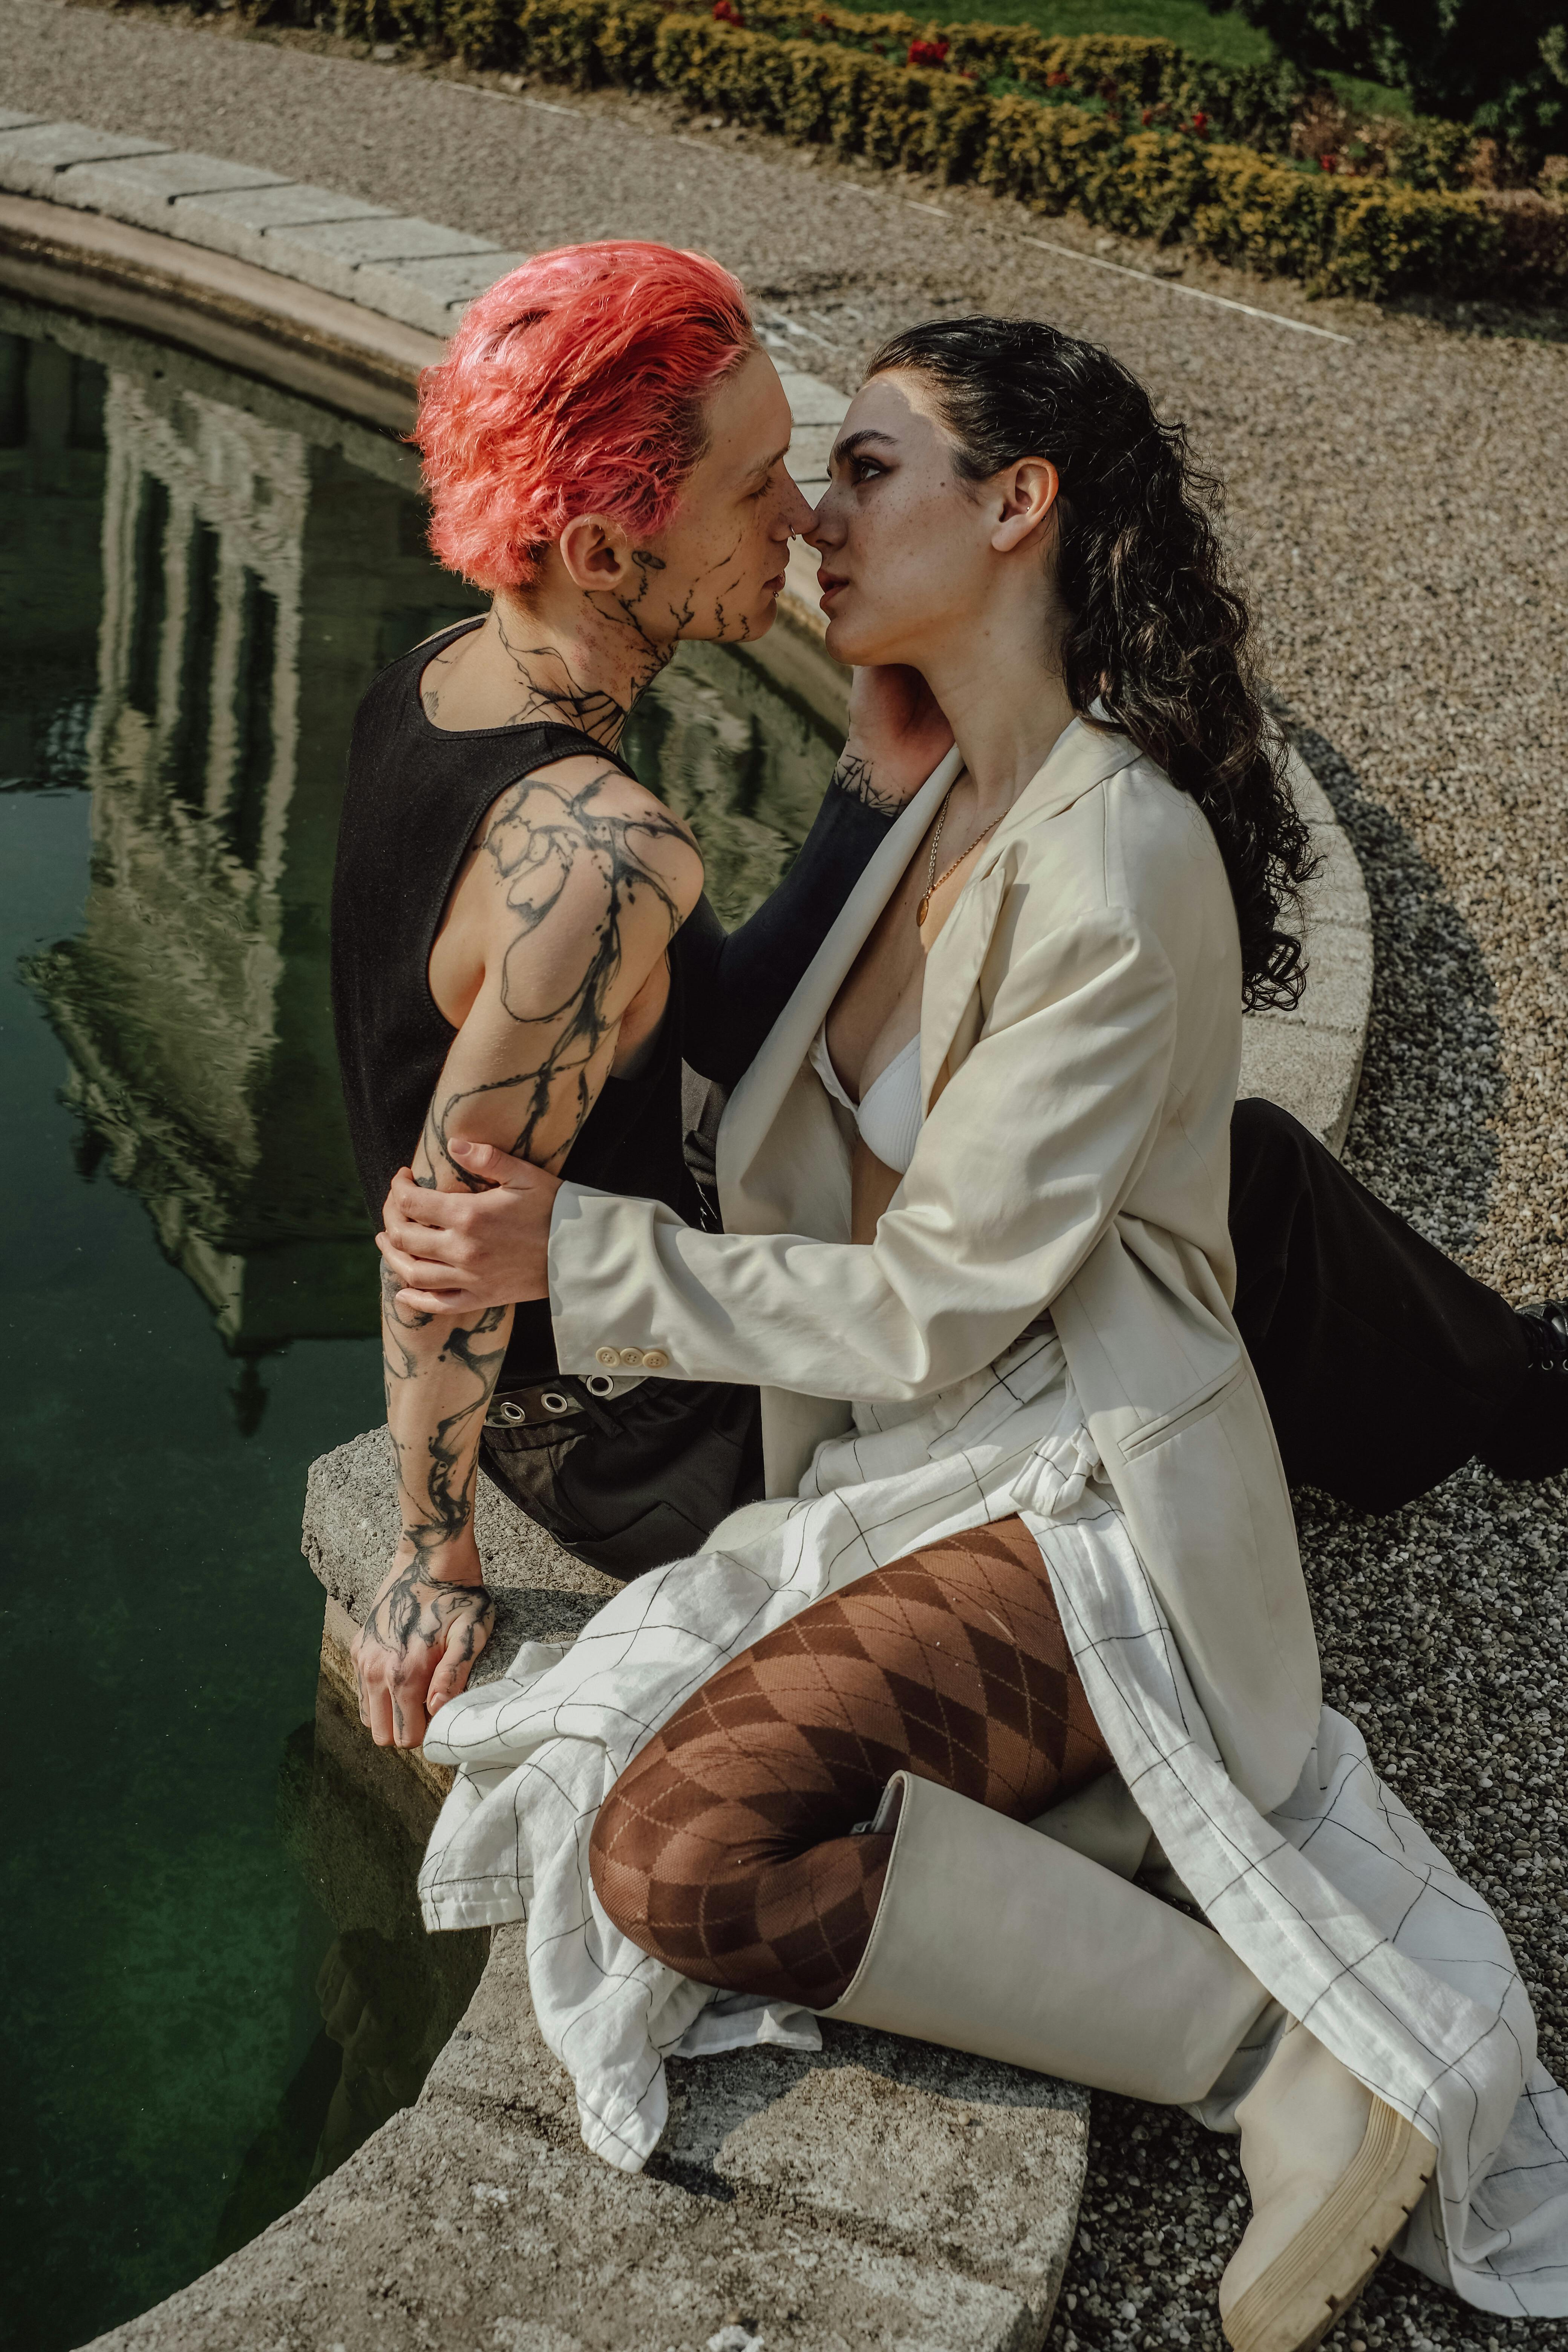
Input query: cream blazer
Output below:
<box><xmin>549</xmin><ymin>718</ymin><xmax>1322</xmax><ymax>1812</ymax></box>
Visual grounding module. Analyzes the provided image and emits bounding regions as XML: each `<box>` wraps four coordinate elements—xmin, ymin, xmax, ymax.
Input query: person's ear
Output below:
<box><xmin>990</xmin><ymin>458</ymin><xmax>1059</xmax><ymax>554</ymax></box>
<box><xmin>557</xmin><ymin>513</ymin><xmax>637</xmax><ymax>594</ymax></box>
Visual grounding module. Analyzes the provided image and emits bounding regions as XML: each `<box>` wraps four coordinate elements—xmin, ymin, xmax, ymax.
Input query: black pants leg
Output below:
<box><xmin>1229</xmin><ymin>1097</ymin><xmax>1530</xmax><ymax>1513</ymax></box>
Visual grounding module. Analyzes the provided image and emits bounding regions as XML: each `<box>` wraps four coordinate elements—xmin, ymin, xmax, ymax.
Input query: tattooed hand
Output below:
<box><xmin>352</xmin><ymin>1551</ymin><xmax>496</xmax><ymax>1749</ymax></box>
<box><xmin>837</xmin><ymin>665</ymin><xmax>955</xmax><ymax>814</ymax></box>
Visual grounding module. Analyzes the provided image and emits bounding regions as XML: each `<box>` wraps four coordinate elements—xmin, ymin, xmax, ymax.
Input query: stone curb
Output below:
<box><xmin>4</xmin><ymin>109</ymin><xmax>1370</xmax><ymax>2352</ymax></box>
<box><xmin>81</xmin><ymin>1426</ymin><xmax>1088</xmax><ymax>2352</ymax></box>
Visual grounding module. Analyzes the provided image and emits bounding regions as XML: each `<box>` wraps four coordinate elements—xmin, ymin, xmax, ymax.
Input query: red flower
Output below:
<box><xmin>1191</xmin><ymin>110</ymin><xmax>1207</xmax><ymax>132</ymax></box>
<box><xmin>1318</xmin><ymin>150</ymin><xmax>1339</xmax><ymax>172</ymax></box>
<box><xmin>1141</xmin><ymin>106</ymin><xmax>1153</xmax><ymax>124</ymax></box>
<box><xmin>712</xmin><ymin>0</ymin><xmax>743</xmax><ymax>21</ymax></box>
<box><xmin>1046</xmin><ymin>68</ymin><xmax>1069</xmax><ymax>86</ymax></box>
<box><xmin>907</xmin><ymin>34</ymin><xmax>949</xmax><ymax>66</ymax></box>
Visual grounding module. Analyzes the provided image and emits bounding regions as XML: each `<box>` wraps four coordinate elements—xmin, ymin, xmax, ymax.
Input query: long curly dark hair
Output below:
<box><xmin>867</xmin><ymin>316</ymin><xmax>1315</xmax><ymax>1012</ymax></box>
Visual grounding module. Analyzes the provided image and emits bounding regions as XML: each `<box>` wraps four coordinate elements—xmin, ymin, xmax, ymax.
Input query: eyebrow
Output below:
<box><xmin>830</xmin><ymin>427</ymin><xmax>898</xmax><ymax>470</ymax></box>
<box><xmin>745</xmin><ymin>441</ymin><xmax>794</xmax><ymax>485</ymax></box>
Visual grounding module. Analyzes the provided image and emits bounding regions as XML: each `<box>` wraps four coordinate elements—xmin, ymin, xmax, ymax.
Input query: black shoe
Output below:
<box><xmin>1478</xmin><ymin>1302</ymin><xmax>1568</xmax><ymax>1481</ymax></box>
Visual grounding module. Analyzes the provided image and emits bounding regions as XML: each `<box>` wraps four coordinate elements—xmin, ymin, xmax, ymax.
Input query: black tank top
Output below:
<box><xmin>332</xmin><ymin>618</ymin><xmax>698</xmax><ymax>1381</ymax></box>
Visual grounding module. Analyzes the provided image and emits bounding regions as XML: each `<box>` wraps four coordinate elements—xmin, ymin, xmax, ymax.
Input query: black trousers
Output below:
<box><xmin>482</xmin><ymin>1095</ymin><xmax>1531</xmax><ymax>1578</ymax></box>
<box><xmin>1230</xmin><ymin>1096</ymin><xmax>1528</xmax><ymax>1512</ymax></box>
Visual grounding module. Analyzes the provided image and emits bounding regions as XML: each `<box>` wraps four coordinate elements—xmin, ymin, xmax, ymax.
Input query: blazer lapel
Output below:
<box><xmin>919</xmin><ymin>721</ymin><xmax>1145</xmax><ymax>1100</ymax></box>
<box><xmin>717</xmin><ymin>720</ymin><xmax>1141</xmax><ymax>1217</ymax></box>
<box><xmin>717</xmin><ymin>746</ymin><xmax>963</xmax><ymax>1202</ymax></box>
<box><xmin>918</xmin><ymin>849</ymin><xmax>1012</xmax><ymax>1107</ymax></box>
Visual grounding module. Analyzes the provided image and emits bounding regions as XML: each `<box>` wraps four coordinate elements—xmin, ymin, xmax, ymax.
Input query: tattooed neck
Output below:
<box><xmin>485</xmin><ymin>603</ymin><xmax>639</xmax><ymax>749</ymax></box>
<box><xmin>831</xmin><ymin>752</ymin><xmax>908</xmax><ymax>820</ymax></box>
<box><xmin>421</xmin><ymin>565</ymin><xmax>697</xmax><ymax>749</ymax></box>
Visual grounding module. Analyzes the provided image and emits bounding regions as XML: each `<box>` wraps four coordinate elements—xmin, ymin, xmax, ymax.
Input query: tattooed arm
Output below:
<box><xmin>353</xmin><ymin>755</ymin><xmax>704</xmax><ymax>1748</ymax></box>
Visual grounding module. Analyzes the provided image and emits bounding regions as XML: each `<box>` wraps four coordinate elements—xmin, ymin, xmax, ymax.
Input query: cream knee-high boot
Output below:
<box><xmin>821</xmin><ymin>1772</ymin><xmax>1272</xmax><ymax>2105</ymax></box>
<box><xmin>1219</xmin><ymin>2019</ymin><xmax>1436</xmax><ymax>2352</ymax></box>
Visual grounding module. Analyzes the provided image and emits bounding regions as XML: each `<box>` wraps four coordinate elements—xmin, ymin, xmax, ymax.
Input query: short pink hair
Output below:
<box><xmin>415</xmin><ymin>241</ymin><xmax>755</xmax><ymax>592</ymax></box>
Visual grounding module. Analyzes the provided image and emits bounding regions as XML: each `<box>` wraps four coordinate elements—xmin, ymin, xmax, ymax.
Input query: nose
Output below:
<box><xmin>776</xmin><ymin>467</ymin><xmax>816</xmax><ymax>542</ymax></box>
<box><xmin>802</xmin><ymin>482</ymin><xmax>842</xmax><ymax>554</ymax></box>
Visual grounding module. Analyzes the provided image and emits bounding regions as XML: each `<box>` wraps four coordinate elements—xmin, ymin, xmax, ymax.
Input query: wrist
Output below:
<box><xmin>832</xmin><ymin>746</ymin><xmax>910</xmax><ymax>819</ymax></box>
<box><xmin>391</xmin><ymin>1531</ymin><xmax>485</xmax><ymax>1585</ymax></box>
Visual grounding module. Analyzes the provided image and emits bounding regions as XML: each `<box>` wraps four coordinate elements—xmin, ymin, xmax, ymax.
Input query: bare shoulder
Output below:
<box><xmin>469</xmin><ymin>753</ymin><xmax>703</xmax><ymax>932</ymax></box>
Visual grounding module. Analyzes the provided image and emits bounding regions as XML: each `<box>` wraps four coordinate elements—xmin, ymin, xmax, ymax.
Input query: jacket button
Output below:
<box><xmin>618</xmin><ymin>1347</ymin><xmax>644</xmax><ymax>1367</ymax></box>
<box><xmin>642</xmin><ymin>1349</ymin><xmax>669</xmax><ymax>1370</ymax></box>
<box><xmin>595</xmin><ymin>1348</ymin><xmax>619</xmax><ymax>1366</ymax></box>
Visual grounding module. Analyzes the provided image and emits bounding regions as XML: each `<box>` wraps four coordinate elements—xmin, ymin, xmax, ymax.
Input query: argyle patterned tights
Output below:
<box><xmin>588</xmin><ymin>1515</ymin><xmax>1112</xmax><ymax>2011</ymax></box>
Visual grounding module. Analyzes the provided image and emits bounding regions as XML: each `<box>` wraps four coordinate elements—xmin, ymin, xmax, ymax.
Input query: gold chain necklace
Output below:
<box><xmin>916</xmin><ymin>788</ymin><xmax>1002</xmax><ymax>928</ymax></box>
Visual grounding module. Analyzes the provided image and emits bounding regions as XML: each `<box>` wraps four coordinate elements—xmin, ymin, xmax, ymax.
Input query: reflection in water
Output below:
<box><xmin>8</xmin><ymin>299</ymin><xmax>840</xmax><ymax>1424</ymax></box>
<box><xmin>2</xmin><ymin>298</ymin><xmax>843</xmax><ymax>2332</ymax></box>
<box><xmin>212</xmin><ymin>1680</ymin><xmax>489</xmax><ymax>2263</ymax></box>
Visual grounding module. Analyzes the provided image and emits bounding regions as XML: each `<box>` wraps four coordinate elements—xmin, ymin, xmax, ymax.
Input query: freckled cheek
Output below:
<box><xmin>846</xmin><ymin>495</ymin><xmax>927</xmax><ymax>595</ymax></box>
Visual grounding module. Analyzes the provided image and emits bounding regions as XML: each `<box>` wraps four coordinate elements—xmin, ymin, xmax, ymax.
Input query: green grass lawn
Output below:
<box><xmin>828</xmin><ymin>0</ymin><xmax>1414</xmax><ymax>112</ymax></box>
<box><xmin>833</xmin><ymin>0</ymin><xmax>1274</xmax><ymax>65</ymax></box>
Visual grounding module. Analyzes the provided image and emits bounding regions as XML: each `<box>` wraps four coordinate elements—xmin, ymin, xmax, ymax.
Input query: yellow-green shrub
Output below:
<box><xmin>321</xmin><ymin>0</ymin><xmax>1529</xmax><ymax>300</ymax></box>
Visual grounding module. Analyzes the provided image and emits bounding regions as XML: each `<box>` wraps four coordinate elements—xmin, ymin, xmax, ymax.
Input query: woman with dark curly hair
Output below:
<box><xmin>386</xmin><ymin>311</ymin><xmax>1568</xmax><ymax>2345</ymax></box>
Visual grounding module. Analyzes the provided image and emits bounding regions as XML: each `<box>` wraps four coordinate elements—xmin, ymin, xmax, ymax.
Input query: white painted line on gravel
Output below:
<box><xmin>755</xmin><ymin>305</ymin><xmax>841</xmax><ymax>351</ymax></box>
<box><xmin>1018</xmin><ymin>233</ymin><xmax>1354</xmax><ymax>343</ymax></box>
<box><xmin>456</xmin><ymin>84</ymin><xmax>576</xmax><ymax>116</ymax></box>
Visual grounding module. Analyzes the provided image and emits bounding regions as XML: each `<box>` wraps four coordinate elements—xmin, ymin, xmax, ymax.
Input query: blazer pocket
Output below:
<box><xmin>1118</xmin><ymin>1363</ymin><xmax>1249</xmax><ymax>1463</ymax></box>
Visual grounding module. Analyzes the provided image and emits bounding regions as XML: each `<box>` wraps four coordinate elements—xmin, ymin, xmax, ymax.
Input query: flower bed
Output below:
<box><xmin>265</xmin><ymin>0</ymin><xmax>1567</xmax><ymax>301</ymax></box>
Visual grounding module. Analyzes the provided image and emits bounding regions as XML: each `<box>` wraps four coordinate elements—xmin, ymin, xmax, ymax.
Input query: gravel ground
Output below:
<box><xmin>5</xmin><ymin>6</ymin><xmax>1567</xmax><ymax>2346</ymax></box>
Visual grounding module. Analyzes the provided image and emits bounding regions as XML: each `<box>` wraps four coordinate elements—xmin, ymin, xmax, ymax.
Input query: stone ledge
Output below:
<box><xmin>86</xmin><ymin>2078</ymin><xmax>1063</xmax><ymax>2352</ymax></box>
<box><xmin>1239</xmin><ymin>753</ymin><xmax>1374</xmax><ymax>1156</ymax></box>
<box><xmin>89</xmin><ymin>1426</ymin><xmax>1087</xmax><ymax>2352</ymax></box>
<box><xmin>0</xmin><ymin>192</ymin><xmax>441</xmax><ymax>431</ymax></box>
<box><xmin>0</xmin><ymin>116</ymin><xmax>519</xmax><ymax>336</ymax></box>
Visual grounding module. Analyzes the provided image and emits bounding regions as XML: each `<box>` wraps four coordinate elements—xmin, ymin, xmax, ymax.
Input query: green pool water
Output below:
<box><xmin>0</xmin><ymin>298</ymin><xmax>840</xmax><ymax>2352</ymax></box>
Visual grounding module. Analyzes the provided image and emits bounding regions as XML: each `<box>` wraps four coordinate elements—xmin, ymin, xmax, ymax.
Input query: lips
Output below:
<box><xmin>817</xmin><ymin>570</ymin><xmax>848</xmax><ymax>605</ymax></box>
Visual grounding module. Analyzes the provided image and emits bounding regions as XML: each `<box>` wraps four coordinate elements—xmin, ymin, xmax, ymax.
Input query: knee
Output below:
<box><xmin>1230</xmin><ymin>1098</ymin><xmax>1320</xmax><ymax>1256</ymax></box>
<box><xmin>1232</xmin><ymin>1094</ymin><xmax>1313</xmax><ymax>1190</ymax></box>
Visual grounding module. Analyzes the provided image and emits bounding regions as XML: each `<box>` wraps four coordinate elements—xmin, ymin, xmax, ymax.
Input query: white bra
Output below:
<box><xmin>808</xmin><ymin>1022</ymin><xmax>924</xmax><ymax>1176</ymax></box>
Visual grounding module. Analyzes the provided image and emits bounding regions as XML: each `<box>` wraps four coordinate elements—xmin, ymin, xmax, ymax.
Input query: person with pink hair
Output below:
<box><xmin>332</xmin><ymin>239</ymin><xmax>951</xmax><ymax>1748</ymax></box>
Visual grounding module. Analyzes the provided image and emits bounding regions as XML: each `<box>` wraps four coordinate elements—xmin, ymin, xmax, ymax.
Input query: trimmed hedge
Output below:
<box><xmin>312</xmin><ymin>0</ymin><xmax>1558</xmax><ymax>299</ymax></box>
<box><xmin>673</xmin><ymin>7</ymin><xmax>1322</xmax><ymax>154</ymax></box>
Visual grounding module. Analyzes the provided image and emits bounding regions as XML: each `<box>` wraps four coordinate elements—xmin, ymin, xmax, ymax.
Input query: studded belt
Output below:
<box><xmin>484</xmin><ymin>1369</ymin><xmax>641</xmax><ymax>1431</ymax></box>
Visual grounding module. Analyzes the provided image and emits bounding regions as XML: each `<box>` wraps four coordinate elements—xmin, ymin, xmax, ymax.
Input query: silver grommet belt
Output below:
<box><xmin>485</xmin><ymin>1369</ymin><xmax>643</xmax><ymax>1429</ymax></box>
